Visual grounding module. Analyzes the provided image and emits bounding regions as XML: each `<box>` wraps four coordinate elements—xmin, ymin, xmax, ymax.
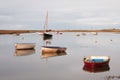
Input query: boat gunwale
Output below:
<box><xmin>84</xmin><ymin>56</ymin><xmax>110</xmax><ymax>63</ymax></box>
<box><xmin>15</xmin><ymin>43</ymin><xmax>35</xmax><ymax>45</ymax></box>
<box><xmin>41</xmin><ymin>46</ymin><xmax>66</xmax><ymax>49</ymax></box>
<box><xmin>84</xmin><ymin>59</ymin><xmax>110</xmax><ymax>63</ymax></box>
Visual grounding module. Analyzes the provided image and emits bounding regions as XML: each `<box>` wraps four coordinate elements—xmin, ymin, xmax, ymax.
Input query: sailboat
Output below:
<box><xmin>43</xmin><ymin>11</ymin><xmax>52</xmax><ymax>39</ymax></box>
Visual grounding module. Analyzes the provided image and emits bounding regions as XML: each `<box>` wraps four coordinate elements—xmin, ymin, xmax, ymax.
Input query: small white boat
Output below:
<box><xmin>15</xmin><ymin>43</ymin><xmax>35</xmax><ymax>50</ymax></box>
<box><xmin>41</xmin><ymin>46</ymin><xmax>67</xmax><ymax>53</ymax></box>
<box><xmin>91</xmin><ymin>32</ymin><xmax>98</xmax><ymax>35</ymax></box>
<box><xmin>14</xmin><ymin>49</ymin><xmax>35</xmax><ymax>56</ymax></box>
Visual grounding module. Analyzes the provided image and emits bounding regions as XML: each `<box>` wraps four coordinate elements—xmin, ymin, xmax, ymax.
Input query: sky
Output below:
<box><xmin>0</xmin><ymin>0</ymin><xmax>120</xmax><ymax>30</ymax></box>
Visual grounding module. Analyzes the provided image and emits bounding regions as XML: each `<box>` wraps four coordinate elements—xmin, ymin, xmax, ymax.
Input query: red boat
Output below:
<box><xmin>83</xmin><ymin>64</ymin><xmax>110</xmax><ymax>73</ymax></box>
<box><xmin>83</xmin><ymin>56</ymin><xmax>110</xmax><ymax>68</ymax></box>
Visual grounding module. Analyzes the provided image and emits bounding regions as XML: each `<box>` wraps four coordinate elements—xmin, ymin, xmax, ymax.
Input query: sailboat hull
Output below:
<box><xmin>43</xmin><ymin>33</ymin><xmax>52</xmax><ymax>40</ymax></box>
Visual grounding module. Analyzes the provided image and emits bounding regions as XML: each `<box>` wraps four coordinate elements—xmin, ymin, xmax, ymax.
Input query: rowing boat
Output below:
<box><xmin>41</xmin><ymin>46</ymin><xmax>67</xmax><ymax>53</ymax></box>
<box><xmin>83</xmin><ymin>56</ymin><xmax>110</xmax><ymax>68</ymax></box>
<box><xmin>15</xmin><ymin>43</ymin><xmax>35</xmax><ymax>50</ymax></box>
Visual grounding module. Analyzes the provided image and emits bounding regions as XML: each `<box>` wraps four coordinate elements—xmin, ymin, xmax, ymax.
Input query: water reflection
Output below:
<box><xmin>14</xmin><ymin>49</ymin><xmax>35</xmax><ymax>56</ymax></box>
<box><xmin>83</xmin><ymin>64</ymin><xmax>110</xmax><ymax>73</ymax></box>
<box><xmin>44</xmin><ymin>39</ymin><xmax>52</xmax><ymax>45</ymax></box>
<box><xmin>105</xmin><ymin>75</ymin><xmax>120</xmax><ymax>80</ymax></box>
<box><xmin>40</xmin><ymin>52</ymin><xmax>67</xmax><ymax>58</ymax></box>
<box><xmin>0</xmin><ymin>32</ymin><xmax>120</xmax><ymax>80</ymax></box>
<box><xmin>42</xmin><ymin>35</ymin><xmax>52</xmax><ymax>46</ymax></box>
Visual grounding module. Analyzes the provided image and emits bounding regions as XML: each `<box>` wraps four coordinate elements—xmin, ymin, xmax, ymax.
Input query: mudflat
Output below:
<box><xmin>0</xmin><ymin>29</ymin><xmax>120</xmax><ymax>34</ymax></box>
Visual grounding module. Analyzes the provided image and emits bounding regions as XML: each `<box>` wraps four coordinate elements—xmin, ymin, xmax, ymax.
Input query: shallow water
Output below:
<box><xmin>0</xmin><ymin>32</ymin><xmax>120</xmax><ymax>80</ymax></box>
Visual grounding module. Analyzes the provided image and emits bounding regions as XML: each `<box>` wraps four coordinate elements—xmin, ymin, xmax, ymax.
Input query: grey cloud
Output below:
<box><xmin>0</xmin><ymin>0</ymin><xmax>120</xmax><ymax>29</ymax></box>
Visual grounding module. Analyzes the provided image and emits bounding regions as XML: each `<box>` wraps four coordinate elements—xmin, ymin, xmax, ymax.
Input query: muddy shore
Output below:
<box><xmin>0</xmin><ymin>29</ymin><xmax>120</xmax><ymax>34</ymax></box>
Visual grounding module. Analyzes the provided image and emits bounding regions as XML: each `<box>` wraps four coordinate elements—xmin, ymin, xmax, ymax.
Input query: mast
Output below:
<box><xmin>44</xmin><ymin>11</ymin><xmax>48</xmax><ymax>31</ymax></box>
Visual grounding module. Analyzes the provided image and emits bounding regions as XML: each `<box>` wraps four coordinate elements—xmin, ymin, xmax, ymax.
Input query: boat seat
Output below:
<box><xmin>91</xmin><ymin>59</ymin><xmax>104</xmax><ymax>62</ymax></box>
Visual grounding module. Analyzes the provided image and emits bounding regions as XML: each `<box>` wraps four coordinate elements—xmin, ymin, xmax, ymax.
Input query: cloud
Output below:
<box><xmin>75</xmin><ymin>17</ymin><xmax>120</xmax><ymax>26</ymax></box>
<box><xmin>0</xmin><ymin>0</ymin><xmax>120</xmax><ymax>29</ymax></box>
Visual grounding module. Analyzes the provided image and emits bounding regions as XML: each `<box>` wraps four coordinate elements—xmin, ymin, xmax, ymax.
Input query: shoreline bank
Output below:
<box><xmin>0</xmin><ymin>29</ymin><xmax>120</xmax><ymax>34</ymax></box>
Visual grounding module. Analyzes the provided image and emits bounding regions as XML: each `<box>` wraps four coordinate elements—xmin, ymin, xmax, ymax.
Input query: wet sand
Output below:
<box><xmin>0</xmin><ymin>29</ymin><xmax>120</xmax><ymax>34</ymax></box>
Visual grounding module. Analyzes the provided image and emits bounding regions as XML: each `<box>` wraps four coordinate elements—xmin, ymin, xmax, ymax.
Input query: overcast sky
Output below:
<box><xmin>0</xmin><ymin>0</ymin><xmax>120</xmax><ymax>30</ymax></box>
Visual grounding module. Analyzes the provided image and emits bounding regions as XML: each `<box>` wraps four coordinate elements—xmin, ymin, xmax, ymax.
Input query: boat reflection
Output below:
<box><xmin>44</xmin><ymin>39</ymin><xmax>52</xmax><ymax>45</ymax></box>
<box><xmin>83</xmin><ymin>64</ymin><xmax>110</xmax><ymax>73</ymax></box>
<box><xmin>43</xmin><ymin>35</ymin><xmax>52</xmax><ymax>45</ymax></box>
<box><xmin>14</xmin><ymin>49</ymin><xmax>35</xmax><ymax>56</ymax></box>
<box><xmin>40</xmin><ymin>52</ymin><xmax>67</xmax><ymax>59</ymax></box>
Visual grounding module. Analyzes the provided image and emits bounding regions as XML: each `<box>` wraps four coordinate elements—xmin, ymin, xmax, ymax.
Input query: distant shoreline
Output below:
<box><xmin>0</xmin><ymin>29</ymin><xmax>120</xmax><ymax>34</ymax></box>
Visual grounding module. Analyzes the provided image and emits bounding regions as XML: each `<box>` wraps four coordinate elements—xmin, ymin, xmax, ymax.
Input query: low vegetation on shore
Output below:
<box><xmin>0</xmin><ymin>28</ymin><xmax>120</xmax><ymax>34</ymax></box>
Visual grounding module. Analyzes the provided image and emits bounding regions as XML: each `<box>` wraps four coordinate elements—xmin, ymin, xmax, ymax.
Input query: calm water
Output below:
<box><xmin>0</xmin><ymin>32</ymin><xmax>120</xmax><ymax>80</ymax></box>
